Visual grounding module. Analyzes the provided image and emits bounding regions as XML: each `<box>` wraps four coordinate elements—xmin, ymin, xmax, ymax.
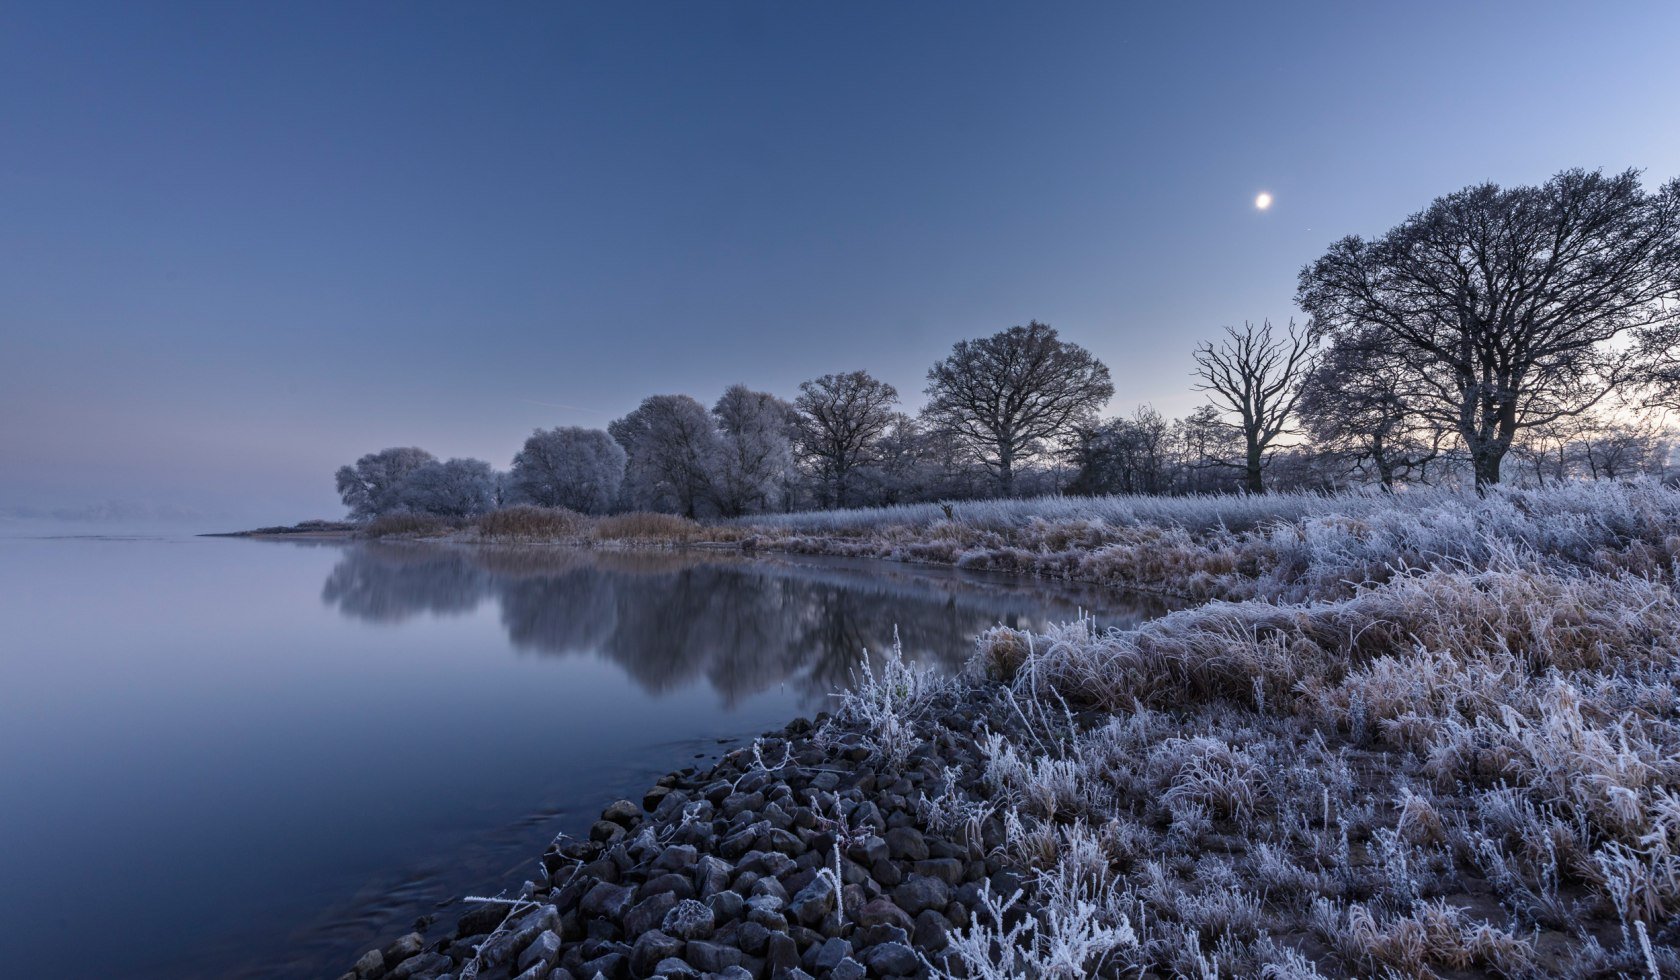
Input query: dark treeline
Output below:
<box><xmin>337</xmin><ymin>167</ymin><xmax>1680</xmax><ymax>521</ymax></box>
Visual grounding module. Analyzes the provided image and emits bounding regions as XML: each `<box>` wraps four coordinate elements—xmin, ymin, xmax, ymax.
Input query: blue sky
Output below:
<box><xmin>3</xmin><ymin>1</ymin><xmax>1678</xmax><ymax>525</ymax></box>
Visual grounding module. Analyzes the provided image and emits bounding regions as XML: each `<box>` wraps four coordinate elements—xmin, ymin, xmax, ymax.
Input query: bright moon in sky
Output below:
<box><xmin>1255</xmin><ymin>191</ymin><xmax>1273</xmax><ymax>210</ymax></box>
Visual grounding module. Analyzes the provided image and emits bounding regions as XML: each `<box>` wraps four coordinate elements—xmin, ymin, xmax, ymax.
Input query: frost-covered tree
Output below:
<box><xmin>1299</xmin><ymin>168</ymin><xmax>1680</xmax><ymax>487</ymax></box>
<box><xmin>1297</xmin><ymin>326</ymin><xmax>1441</xmax><ymax>490</ymax></box>
<box><xmin>334</xmin><ymin>446</ymin><xmax>436</xmax><ymax>520</ymax></box>
<box><xmin>711</xmin><ymin>385</ymin><xmax>796</xmax><ymax>517</ymax></box>
<box><xmin>394</xmin><ymin>457</ymin><xmax>498</xmax><ymax>517</ymax></box>
<box><xmin>1067</xmin><ymin>406</ymin><xmax>1171</xmax><ymax>496</ymax></box>
<box><xmin>509</xmin><ymin>426</ymin><xmax>627</xmax><ymax>514</ymax></box>
<box><xmin>1192</xmin><ymin>320</ymin><xmax>1315</xmax><ymax>494</ymax></box>
<box><xmin>794</xmin><ymin>371</ymin><xmax>900</xmax><ymax>508</ymax></box>
<box><xmin>922</xmin><ymin>322</ymin><xmax>1113</xmax><ymax>495</ymax></box>
<box><xmin>609</xmin><ymin>394</ymin><xmax>721</xmax><ymax>518</ymax></box>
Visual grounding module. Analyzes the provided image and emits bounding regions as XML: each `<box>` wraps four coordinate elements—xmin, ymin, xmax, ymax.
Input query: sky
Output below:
<box><xmin>3</xmin><ymin>1</ymin><xmax>1679</xmax><ymax>526</ymax></box>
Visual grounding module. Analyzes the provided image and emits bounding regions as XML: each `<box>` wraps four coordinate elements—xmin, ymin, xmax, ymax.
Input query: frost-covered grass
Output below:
<box><xmin>744</xmin><ymin>479</ymin><xmax>1680</xmax><ymax>603</ymax></box>
<box><xmin>833</xmin><ymin>480</ymin><xmax>1680</xmax><ymax>977</ymax></box>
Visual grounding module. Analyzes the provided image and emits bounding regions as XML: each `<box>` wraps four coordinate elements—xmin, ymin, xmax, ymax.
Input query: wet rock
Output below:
<box><xmin>662</xmin><ymin>899</ymin><xmax>716</xmax><ymax>941</ymax></box>
<box><xmin>590</xmin><ymin>820</ymin><xmax>627</xmax><ymax>844</ymax></box>
<box><xmin>387</xmin><ymin>952</ymin><xmax>448</xmax><ymax>979</ymax></box>
<box><xmin>385</xmin><ymin>932</ymin><xmax>425</xmax><ymax>964</ymax></box>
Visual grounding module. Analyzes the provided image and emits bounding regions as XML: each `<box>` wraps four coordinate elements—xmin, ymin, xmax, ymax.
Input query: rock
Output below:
<box><xmin>654</xmin><ymin>844</ymin><xmax>699</xmax><ymax>872</ymax></box>
<box><xmin>456</xmin><ymin>901</ymin><xmax>508</xmax><ymax>938</ymax></box>
<box><xmin>694</xmin><ymin>855</ymin><xmax>732</xmax><ymax>898</ymax></box>
<box><xmin>734</xmin><ymin>919</ymin><xmax>771</xmax><ymax>955</ymax></box>
<box><xmin>914</xmin><ymin>909</ymin><xmax>951</xmax><ymax>951</ymax></box>
<box><xmin>352</xmin><ymin>949</ymin><xmax>384</xmax><ymax>978</ymax></box>
<box><xmin>384</xmin><ymin>932</ymin><xmax>425</xmax><ymax>964</ymax></box>
<box><xmin>862</xmin><ymin>941</ymin><xmax>921</xmax><ymax>976</ymax></box>
<box><xmin>870</xmin><ymin>857</ymin><xmax>904</xmax><ymax>888</ymax></box>
<box><xmin>602</xmin><ymin>799</ymin><xmax>641</xmax><ymax>825</ymax></box>
<box><xmin>684</xmin><ymin>940</ymin><xmax>743</xmax><ymax>972</ymax></box>
<box><xmin>590</xmin><ymin>820</ymin><xmax>627</xmax><ymax>844</ymax></box>
<box><xmin>652</xmin><ymin>956</ymin><xmax>700</xmax><ymax>978</ymax></box>
<box><xmin>893</xmin><ymin>875</ymin><xmax>950</xmax><ymax>915</ymax></box>
<box><xmin>517</xmin><ymin>930</ymin><xmax>562</xmax><ymax>973</ymax></box>
<box><xmin>787</xmin><ymin>875</ymin><xmax>837</xmax><ymax>927</ymax></box>
<box><xmin>640</xmin><ymin>872</ymin><xmax>696</xmax><ymax>901</ymax></box>
<box><xmin>629</xmin><ymin>929</ymin><xmax>684</xmax><ymax>976</ymax></box>
<box><xmin>643</xmin><ymin>785</ymin><xmax>671</xmax><ymax>812</ymax></box>
<box><xmin>913</xmin><ymin>858</ymin><xmax>965</xmax><ymax>885</ymax></box>
<box><xmin>706</xmin><ymin>890</ymin><xmax>745</xmax><ymax>924</ymax></box>
<box><xmin>387</xmin><ymin>952</ymin><xmax>449</xmax><ymax>979</ymax></box>
<box><xmin>855</xmin><ymin>897</ymin><xmax>915</xmax><ymax>932</ymax></box>
<box><xmin>765</xmin><ymin>932</ymin><xmax>800</xmax><ymax>974</ymax></box>
<box><xmin>581</xmin><ymin>881</ymin><xmax>637</xmax><ymax>920</ymax></box>
<box><xmin>577</xmin><ymin>949</ymin><xmax>627</xmax><ymax>980</ymax></box>
<box><xmin>662</xmin><ymin>899</ymin><xmax>716</xmax><ymax>941</ymax></box>
<box><xmin>805</xmin><ymin>937</ymin><xmax>854</xmax><ymax>973</ymax></box>
<box><xmin>624</xmin><ymin>892</ymin><xmax>679</xmax><ymax>937</ymax></box>
<box><xmin>829</xmin><ymin>957</ymin><xmax>867</xmax><ymax>980</ymax></box>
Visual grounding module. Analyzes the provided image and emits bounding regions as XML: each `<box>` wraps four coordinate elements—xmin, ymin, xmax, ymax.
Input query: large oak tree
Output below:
<box><xmin>922</xmin><ymin>321</ymin><xmax>1113</xmax><ymax>495</ymax></box>
<box><xmin>1298</xmin><ymin>168</ymin><xmax>1680</xmax><ymax>487</ymax></box>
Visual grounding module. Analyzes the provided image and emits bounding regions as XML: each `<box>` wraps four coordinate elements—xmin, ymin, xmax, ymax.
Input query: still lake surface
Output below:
<box><xmin>0</xmin><ymin>533</ymin><xmax>1172</xmax><ymax>977</ymax></box>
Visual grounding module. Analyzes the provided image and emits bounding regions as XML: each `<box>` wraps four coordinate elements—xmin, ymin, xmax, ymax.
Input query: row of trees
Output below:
<box><xmin>336</xmin><ymin>166</ymin><xmax>1680</xmax><ymax>518</ymax></box>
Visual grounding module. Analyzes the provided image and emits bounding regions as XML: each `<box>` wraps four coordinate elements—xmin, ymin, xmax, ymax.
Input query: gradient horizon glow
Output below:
<box><xmin>3</xmin><ymin>2</ymin><xmax>1678</xmax><ymax>526</ymax></box>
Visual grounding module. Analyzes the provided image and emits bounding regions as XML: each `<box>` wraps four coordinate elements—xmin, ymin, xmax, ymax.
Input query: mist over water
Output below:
<box><xmin>0</xmin><ymin>535</ymin><xmax>1170</xmax><ymax>978</ymax></box>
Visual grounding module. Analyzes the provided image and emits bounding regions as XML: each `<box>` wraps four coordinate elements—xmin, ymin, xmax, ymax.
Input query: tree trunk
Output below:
<box><xmin>1244</xmin><ymin>440</ymin><xmax>1264</xmax><ymax>494</ymax></box>
<box><xmin>997</xmin><ymin>447</ymin><xmax>1015</xmax><ymax>496</ymax></box>
<box><xmin>1472</xmin><ymin>445</ymin><xmax>1505</xmax><ymax>490</ymax></box>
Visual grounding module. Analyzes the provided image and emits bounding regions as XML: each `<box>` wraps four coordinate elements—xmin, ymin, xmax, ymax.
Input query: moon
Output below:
<box><xmin>1255</xmin><ymin>191</ymin><xmax>1273</xmax><ymax>210</ymax></box>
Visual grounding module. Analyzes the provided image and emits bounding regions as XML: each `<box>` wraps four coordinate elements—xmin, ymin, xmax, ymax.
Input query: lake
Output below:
<box><xmin>0</xmin><ymin>533</ymin><xmax>1172</xmax><ymax>977</ymax></box>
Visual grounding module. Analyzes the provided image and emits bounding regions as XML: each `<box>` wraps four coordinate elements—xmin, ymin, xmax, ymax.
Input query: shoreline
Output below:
<box><xmin>339</xmin><ymin>686</ymin><xmax>1001</xmax><ymax>980</ymax></box>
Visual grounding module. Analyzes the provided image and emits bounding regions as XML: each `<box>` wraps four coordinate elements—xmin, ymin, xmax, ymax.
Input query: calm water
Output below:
<box><xmin>0</xmin><ymin>534</ymin><xmax>1171</xmax><ymax>977</ymax></box>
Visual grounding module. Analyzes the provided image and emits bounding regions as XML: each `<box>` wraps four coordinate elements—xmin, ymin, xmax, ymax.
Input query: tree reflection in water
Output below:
<box><xmin>322</xmin><ymin>544</ymin><xmax>1175</xmax><ymax>711</ymax></box>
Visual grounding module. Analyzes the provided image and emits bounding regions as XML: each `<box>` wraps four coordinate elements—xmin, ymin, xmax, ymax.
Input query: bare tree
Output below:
<box><xmin>509</xmin><ymin>426</ymin><xmax>627</xmax><ymax>514</ymax></box>
<box><xmin>1296</xmin><ymin>326</ymin><xmax>1441</xmax><ymax>490</ymax></box>
<box><xmin>711</xmin><ymin>385</ymin><xmax>797</xmax><ymax>517</ymax></box>
<box><xmin>922</xmin><ymin>321</ymin><xmax>1113</xmax><ymax>495</ymax></box>
<box><xmin>1298</xmin><ymin>168</ymin><xmax>1680</xmax><ymax>488</ymax></box>
<box><xmin>1067</xmin><ymin>405</ymin><xmax>1170</xmax><ymax>496</ymax></box>
<box><xmin>608</xmin><ymin>394</ymin><xmax>721</xmax><ymax>518</ymax></box>
<box><xmin>335</xmin><ymin>446</ymin><xmax>436</xmax><ymax>520</ymax></box>
<box><xmin>794</xmin><ymin>371</ymin><xmax>900</xmax><ymax>508</ymax></box>
<box><xmin>1191</xmin><ymin>320</ymin><xmax>1315</xmax><ymax>493</ymax></box>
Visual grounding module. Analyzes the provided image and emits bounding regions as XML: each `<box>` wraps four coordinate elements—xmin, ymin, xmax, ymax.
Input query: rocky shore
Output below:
<box><xmin>339</xmin><ymin>691</ymin><xmax>1000</xmax><ymax>980</ymax></box>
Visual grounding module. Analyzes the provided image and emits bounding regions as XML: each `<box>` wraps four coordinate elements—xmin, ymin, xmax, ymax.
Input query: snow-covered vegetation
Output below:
<box><xmin>819</xmin><ymin>479</ymin><xmax>1680</xmax><ymax>976</ymax></box>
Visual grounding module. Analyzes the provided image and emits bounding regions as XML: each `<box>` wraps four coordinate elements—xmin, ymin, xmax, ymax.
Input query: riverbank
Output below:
<box><xmin>338</xmin><ymin>482</ymin><xmax>1680</xmax><ymax>977</ymax></box>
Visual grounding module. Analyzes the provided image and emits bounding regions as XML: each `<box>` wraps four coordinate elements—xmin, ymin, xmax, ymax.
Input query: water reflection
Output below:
<box><xmin>322</xmin><ymin>544</ymin><xmax>1173</xmax><ymax>711</ymax></box>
